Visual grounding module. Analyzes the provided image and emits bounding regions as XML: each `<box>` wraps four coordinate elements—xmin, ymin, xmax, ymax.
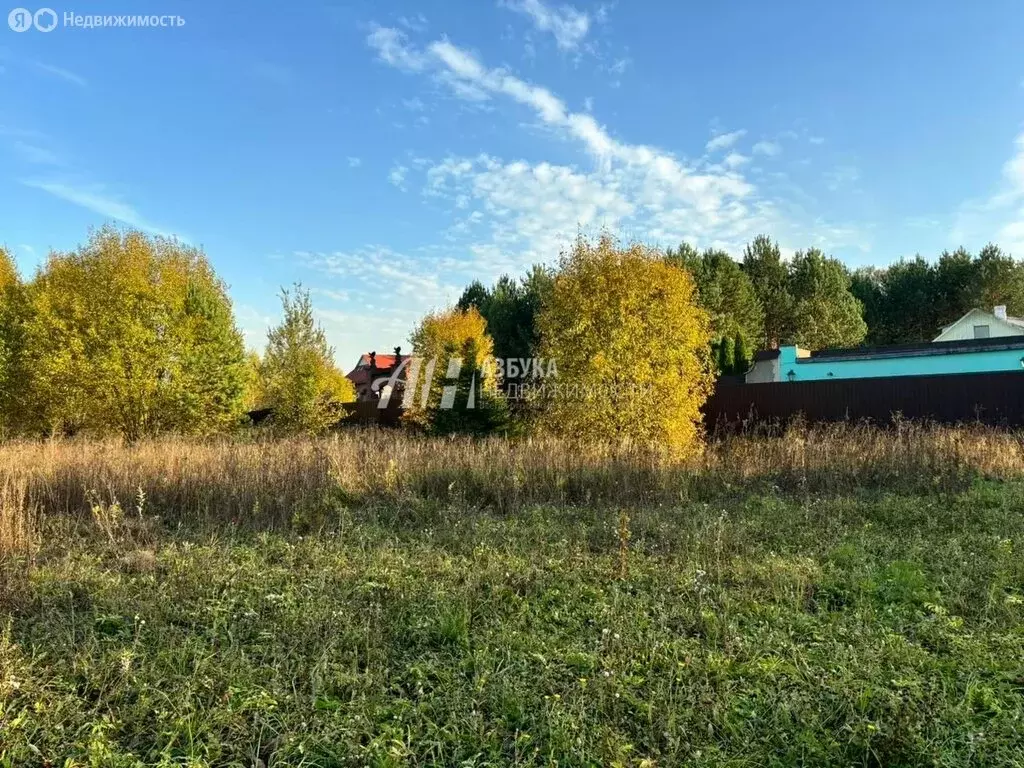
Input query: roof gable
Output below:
<box><xmin>934</xmin><ymin>308</ymin><xmax>1024</xmax><ymax>342</ymax></box>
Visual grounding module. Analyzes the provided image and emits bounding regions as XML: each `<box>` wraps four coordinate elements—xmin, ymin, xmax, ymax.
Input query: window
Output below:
<box><xmin>973</xmin><ymin>324</ymin><xmax>990</xmax><ymax>339</ymax></box>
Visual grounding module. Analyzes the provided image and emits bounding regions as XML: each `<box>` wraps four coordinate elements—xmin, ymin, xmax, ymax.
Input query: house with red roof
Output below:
<box><xmin>346</xmin><ymin>347</ymin><xmax>407</xmax><ymax>403</ymax></box>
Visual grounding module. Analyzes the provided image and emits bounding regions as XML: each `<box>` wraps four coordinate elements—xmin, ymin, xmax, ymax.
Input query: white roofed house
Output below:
<box><xmin>932</xmin><ymin>306</ymin><xmax>1024</xmax><ymax>342</ymax></box>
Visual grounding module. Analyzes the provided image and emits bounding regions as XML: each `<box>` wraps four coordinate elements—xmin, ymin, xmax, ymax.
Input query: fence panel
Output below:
<box><xmin>704</xmin><ymin>370</ymin><xmax>1024</xmax><ymax>430</ymax></box>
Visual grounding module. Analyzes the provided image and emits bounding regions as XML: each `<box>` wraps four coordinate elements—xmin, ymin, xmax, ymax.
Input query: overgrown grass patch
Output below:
<box><xmin>3</xmin><ymin>476</ymin><xmax>1024</xmax><ymax>766</ymax></box>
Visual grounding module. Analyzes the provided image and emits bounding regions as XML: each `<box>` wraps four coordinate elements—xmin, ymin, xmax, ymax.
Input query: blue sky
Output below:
<box><xmin>2</xmin><ymin>0</ymin><xmax>1023</xmax><ymax>366</ymax></box>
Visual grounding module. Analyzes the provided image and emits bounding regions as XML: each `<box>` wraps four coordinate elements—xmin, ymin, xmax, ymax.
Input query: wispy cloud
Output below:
<box><xmin>365</xmin><ymin>28</ymin><xmax>773</xmax><ymax>257</ymax></box>
<box><xmin>752</xmin><ymin>140</ymin><xmax>781</xmax><ymax>157</ymax></box>
<box><xmin>500</xmin><ymin>0</ymin><xmax>590</xmax><ymax>50</ymax></box>
<box><xmin>723</xmin><ymin>152</ymin><xmax>749</xmax><ymax>169</ymax></box>
<box><xmin>347</xmin><ymin>156</ymin><xmax>362</xmax><ymax>168</ymax></box>
<box><xmin>368</xmin><ymin>30</ymin><xmax>751</xmax><ymax>208</ymax></box>
<box><xmin>706</xmin><ymin>129</ymin><xmax>746</xmax><ymax>153</ymax></box>
<box><xmin>996</xmin><ymin>133</ymin><xmax>1024</xmax><ymax>253</ymax></box>
<box><xmin>367</xmin><ymin>25</ymin><xmax>428</xmax><ymax>72</ymax></box>
<box><xmin>388</xmin><ymin>164</ymin><xmax>408</xmax><ymax>190</ymax></box>
<box><xmin>949</xmin><ymin>132</ymin><xmax>1024</xmax><ymax>252</ymax></box>
<box><xmin>358</xmin><ymin>22</ymin><xmax>871</xmax><ymax>349</ymax></box>
<box><xmin>21</xmin><ymin>179</ymin><xmax>173</xmax><ymax>236</ymax></box>
<box><xmin>32</xmin><ymin>61</ymin><xmax>87</xmax><ymax>87</ymax></box>
<box><xmin>398</xmin><ymin>13</ymin><xmax>428</xmax><ymax>32</ymax></box>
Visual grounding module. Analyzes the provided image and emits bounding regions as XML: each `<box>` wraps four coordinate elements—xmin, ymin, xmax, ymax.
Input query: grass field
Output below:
<box><xmin>2</xmin><ymin>426</ymin><xmax>1024</xmax><ymax>766</ymax></box>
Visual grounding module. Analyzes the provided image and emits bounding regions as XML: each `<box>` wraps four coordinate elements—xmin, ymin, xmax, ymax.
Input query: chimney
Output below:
<box><xmin>393</xmin><ymin>346</ymin><xmax>402</xmax><ymax>367</ymax></box>
<box><xmin>995</xmin><ymin>305</ymin><xmax>1007</xmax><ymax>320</ymax></box>
<box><xmin>368</xmin><ymin>351</ymin><xmax>377</xmax><ymax>370</ymax></box>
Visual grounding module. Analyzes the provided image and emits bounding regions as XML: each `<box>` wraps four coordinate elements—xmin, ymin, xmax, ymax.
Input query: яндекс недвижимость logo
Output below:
<box><xmin>8</xmin><ymin>7</ymin><xmax>56</xmax><ymax>31</ymax></box>
<box><xmin>8</xmin><ymin>8</ymin><xmax>184</xmax><ymax>31</ymax></box>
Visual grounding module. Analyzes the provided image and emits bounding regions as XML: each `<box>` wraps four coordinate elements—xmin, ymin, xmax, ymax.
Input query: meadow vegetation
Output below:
<box><xmin>2</xmin><ymin>423</ymin><xmax>1024</xmax><ymax>766</ymax></box>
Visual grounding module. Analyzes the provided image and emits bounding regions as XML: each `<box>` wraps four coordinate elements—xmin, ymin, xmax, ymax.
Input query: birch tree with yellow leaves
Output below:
<box><xmin>0</xmin><ymin>247</ymin><xmax>25</xmax><ymax>434</ymax></box>
<box><xmin>536</xmin><ymin>234</ymin><xmax>714</xmax><ymax>455</ymax></box>
<box><xmin>15</xmin><ymin>227</ymin><xmax>248</xmax><ymax>439</ymax></box>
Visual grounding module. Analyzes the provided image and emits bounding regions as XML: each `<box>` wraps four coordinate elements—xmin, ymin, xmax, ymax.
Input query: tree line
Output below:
<box><xmin>3</xmin><ymin>224</ymin><xmax>1023</xmax><ymax>450</ymax></box>
<box><xmin>850</xmin><ymin>245</ymin><xmax>1024</xmax><ymax>345</ymax></box>
<box><xmin>666</xmin><ymin>237</ymin><xmax>1024</xmax><ymax>362</ymax></box>
<box><xmin>0</xmin><ymin>227</ymin><xmax>353</xmax><ymax>439</ymax></box>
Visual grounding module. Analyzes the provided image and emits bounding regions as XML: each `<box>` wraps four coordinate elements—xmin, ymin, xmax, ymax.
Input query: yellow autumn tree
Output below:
<box><xmin>535</xmin><ymin>234</ymin><xmax>714</xmax><ymax>455</ymax></box>
<box><xmin>17</xmin><ymin>227</ymin><xmax>249</xmax><ymax>439</ymax></box>
<box><xmin>0</xmin><ymin>247</ymin><xmax>16</xmax><ymax>291</ymax></box>
<box><xmin>0</xmin><ymin>247</ymin><xmax>24</xmax><ymax>434</ymax></box>
<box><xmin>405</xmin><ymin>306</ymin><xmax>503</xmax><ymax>432</ymax></box>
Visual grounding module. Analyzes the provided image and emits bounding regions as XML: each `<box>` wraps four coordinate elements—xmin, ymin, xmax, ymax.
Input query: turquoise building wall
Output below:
<box><xmin>778</xmin><ymin>345</ymin><xmax>1024</xmax><ymax>381</ymax></box>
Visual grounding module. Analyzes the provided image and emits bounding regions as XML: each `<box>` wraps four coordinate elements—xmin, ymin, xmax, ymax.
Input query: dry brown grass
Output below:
<box><xmin>1</xmin><ymin>421</ymin><xmax>1023</xmax><ymax>529</ymax></box>
<box><xmin>0</xmin><ymin>475</ymin><xmax>35</xmax><ymax>557</ymax></box>
<box><xmin>0</xmin><ymin>474</ymin><xmax>37</xmax><ymax>606</ymax></box>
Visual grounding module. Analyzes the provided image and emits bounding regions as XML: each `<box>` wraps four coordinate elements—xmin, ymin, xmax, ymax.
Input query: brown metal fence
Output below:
<box><xmin>704</xmin><ymin>370</ymin><xmax>1024</xmax><ymax>431</ymax></box>
<box><xmin>340</xmin><ymin>398</ymin><xmax>404</xmax><ymax>427</ymax></box>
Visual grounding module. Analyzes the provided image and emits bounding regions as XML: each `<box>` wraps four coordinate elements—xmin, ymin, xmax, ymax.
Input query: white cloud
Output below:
<box><xmin>347</xmin><ymin>156</ymin><xmax>361</xmax><ymax>168</ymax></box>
<box><xmin>723</xmin><ymin>152</ymin><xmax>749</xmax><ymax>169</ymax></box>
<box><xmin>949</xmin><ymin>132</ymin><xmax>1024</xmax><ymax>253</ymax></box>
<box><xmin>706</xmin><ymin>129</ymin><xmax>746</xmax><ymax>153</ymax></box>
<box><xmin>296</xmin><ymin>246</ymin><xmax>465</xmax><ymax>333</ymax></box>
<box><xmin>388</xmin><ymin>164</ymin><xmax>408</xmax><ymax>190</ymax></box>
<box><xmin>606</xmin><ymin>57</ymin><xmax>630</xmax><ymax>85</ymax></box>
<box><xmin>366</xmin><ymin>29</ymin><xmax>862</xmax><ymax>256</ymax></box>
<box><xmin>21</xmin><ymin>179</ymin><xmax>172</xmax><ymax>236</ymax></box>
<box><xmin>355</xmin><ymin>25</ymin><xmax>872</xmax><ymax>350</ymax></box>
<box><xmin>950</xmin><ymin>132</ymin><xmax>1024</xmax><ymax>252</ymax></box>
<box><xmin>366</xmin><ymin>25</ymin><xmax>428</xmax><ymax>72</ymax></box>
<box><xmin>379</xmin><ymin>34</ymin><xmax>753</xmax><ymax>219</ymax></box>
<box><xmin>501</xmin><ymin>0</ymin><xmax>590</xmax><ymax>50</ymax></box>
<box><xmin>427</xmin><ymin>154</ymin><xmax>635</xmax><ymax>268</ymax></box>
<box><xmin>752</xmin><ymin>141</ymin><xmax>781</xmax><ymax>157</ymax></box>
<box><xmin>398</xmin><ymin>13</ymin><xmax>428</xmax><ymax>32</ymax></box>
<box><xmin>809</xmin><ymin>136</ymin><xmax>825</xmax><ymax>145</ymax></box>
<box><xmin>997</xmin><ymin>133</ymin><xmax>1024</xmax><ymax>252</ymax></box>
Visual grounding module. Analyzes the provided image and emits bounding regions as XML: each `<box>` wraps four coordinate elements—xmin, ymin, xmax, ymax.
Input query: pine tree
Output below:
<box><xmin>734</xmin><ymin>333</ymin><xmax>750</xmax><ymax>374</ymax></box>
<box><xmin>428</xmin><ymin>338</ymin><xmax>508</xmax><ymax>435</ymax></box>
<box><xmin>789</xmin><ymin>249</ymin><xmax>867</xmax><ymax>349</ymax></box>
<box><xmin>743</xmin><ymin>235</ymin><xmax>794</xmax><ymax>348</ymax></box>
<box><xmin>668</xmin><ymin>245</ymin><xmax>764</xmax><ymax>349</ymax></box>
<box><xmin>717</xmin><ymin>335</ymin><xmax>735</xmax><ymax>375</ymax></box>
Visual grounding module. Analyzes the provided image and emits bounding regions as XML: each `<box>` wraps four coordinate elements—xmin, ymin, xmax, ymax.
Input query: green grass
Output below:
<box><xmin>3</xmin><ymin>481</ymin><xmax>1024</xmax><ymax>766</ymax></box>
